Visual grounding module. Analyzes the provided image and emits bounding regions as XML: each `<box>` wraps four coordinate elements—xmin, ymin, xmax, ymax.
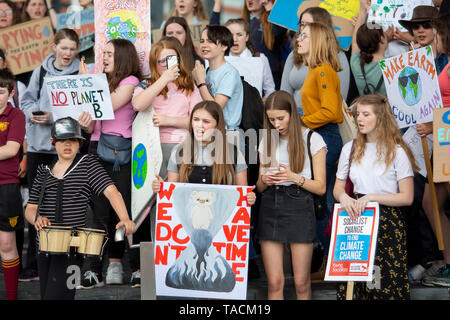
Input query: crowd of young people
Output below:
<box><xmin>0</xmin><ymin>0</ymin><xmax>449</xmax><ymax>301</ymax></box>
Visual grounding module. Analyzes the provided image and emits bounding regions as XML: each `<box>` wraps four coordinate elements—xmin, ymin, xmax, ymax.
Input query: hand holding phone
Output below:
<box><xmin>166</xmin><ymin>55</ymin><xmax>179</xmax><ymax>69</ymax></box>
<box><xmin>32</xmin><ymin>111</ymin><xmax>45</xmax><ymax>116</ymax></box>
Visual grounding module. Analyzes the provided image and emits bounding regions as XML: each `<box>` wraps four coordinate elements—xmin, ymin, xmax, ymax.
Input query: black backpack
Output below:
<box><xmin>239</xmin><ymin>76</ymin><xmax>264</xmax><ymax>132</ymax></box>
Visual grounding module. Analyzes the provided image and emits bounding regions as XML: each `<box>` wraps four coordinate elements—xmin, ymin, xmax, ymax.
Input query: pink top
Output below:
<box><xmin>133</xmin><ymin>82</ymin><xmax>202</xmax><ymax>144</ymax></box>
<box><xmin>91</xmin><ymin>75</ymin><xmax>140</xmax><ymax>141</ymax></box>
<box><xmin>439</xmin><ymin>62</ymin><xmax>450</xmax><ymax>108</ymax></box>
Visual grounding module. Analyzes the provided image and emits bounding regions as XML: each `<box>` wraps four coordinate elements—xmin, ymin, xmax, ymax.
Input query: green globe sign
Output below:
<box><xmin>132</xmin><ymin>143</ymin><xmax>147</xmax><ymax>190</ymax></box>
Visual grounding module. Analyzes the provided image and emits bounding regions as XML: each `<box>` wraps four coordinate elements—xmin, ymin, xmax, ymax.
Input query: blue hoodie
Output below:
<box><xmin>21</xmin><ymin>54</ymin><xmax>80</xmax><ymax>154</ymax></box>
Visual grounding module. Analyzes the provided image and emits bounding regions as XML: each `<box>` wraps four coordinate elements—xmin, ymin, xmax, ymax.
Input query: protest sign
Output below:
<box><xmin>94</xmin><ymin>0</ymin><xmax>151</xmax><ymax>77</ymax></box>
<box><xmin>380</xmin><ymin>46</ymin><xmax>443</xmax><ymax>128</ymax></box>
<box><xmin>268</xmin><ymin>0</ymin><xmax>355</xmax><ymax>50</ymax></box>
<box><xmin>131</xmin><ymin>109</ymin><xmax>162</xmax><ymax>221</ymax></box>
<box><xmin>367</xmin><ymin>0</ymin><xmax>433</xmax><ymax>32</ymax></box>
<box><xmin>154</xmin><ymin>182</ymin><xmax>252</xmax><ymax>299</ymax></box>
<box><xmin>0</xmin><ymin>17</ymin><xmax>54</xmax><ymax>75</ymax></box>
<box><xmin>225</xmin><ymin>56</ymin><xmax>263</xmax><ymax>97</ymax></box>
<box><xmin>44</xmin><ymin>73</ymin><xmax>115</xmax><ymax>121</ymax></box>
<box><xmin>57</xmin><ymin>8</ymin><xmax>95</xmax><ymax>52</ymax></box>
<box><xmin>402</xmin><ymin>126</ymin><xmax>433</xmax><ymax>178</ymax></box>
<box><xmin>433</xmin><ymin>108</ymin><xmax>450</xmax><ymax>183</ymax></box>
<box><xmin>325</xmin><ymin>202</ymin><xmax>379</xmax><ymax>282</ymax></box>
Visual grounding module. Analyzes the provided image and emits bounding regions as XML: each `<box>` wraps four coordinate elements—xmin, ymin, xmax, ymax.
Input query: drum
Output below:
<box><xmin>39</xmin><ymin>226</ymin><xmax>73</xmax><ymax>255</ymax></box>
<box><xmin>76</xmin><ymin>228</ymin><xmax>107</xmax><ymax>257</ymax></box>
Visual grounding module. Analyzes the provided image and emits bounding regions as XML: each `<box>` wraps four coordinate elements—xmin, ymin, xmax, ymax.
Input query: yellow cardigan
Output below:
<box><xmin>300</xmin><ymin>64</ymin><xmax>343</xmax><ymax>129</ymax></box>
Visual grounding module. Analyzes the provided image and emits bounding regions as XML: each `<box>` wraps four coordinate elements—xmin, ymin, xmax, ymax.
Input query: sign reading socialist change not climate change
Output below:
<box><xmin>325</xmin><ymin>203</ymin><xmax>380</xmax><ymax>282</ymax></box>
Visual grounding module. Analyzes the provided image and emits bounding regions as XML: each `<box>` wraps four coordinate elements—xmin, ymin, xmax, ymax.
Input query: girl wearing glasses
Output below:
<box><xmin>77</xmin><ymin>39</ymin><xmax>142</xmax><ymax>289</ymax></box>
<box><xmin>0</xmin><ymin>0</ymin><xmax>20</xmax><ymax>29</ymax></box>
<box><xmin>333</xmin><ymin>94</ymin><xmax>417</xmax><ymax>299</ymax></box>
<box><xmin>132</xmin><ymin>38</ymin><xmax>202</xmax><ymax>180</ymax></box>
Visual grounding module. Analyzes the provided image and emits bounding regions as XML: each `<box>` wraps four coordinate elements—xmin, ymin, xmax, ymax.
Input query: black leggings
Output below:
<box><xmin>37</xmin><ymin>251</ymin><xmax>84</xmax><ymax>300</ymax></box>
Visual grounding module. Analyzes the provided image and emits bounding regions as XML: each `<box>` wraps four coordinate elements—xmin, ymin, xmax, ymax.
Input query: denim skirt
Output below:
<box><xmin>256</xmin><ymin>185</ymin><xmax>316</xmax><ymax>243</ymax></box>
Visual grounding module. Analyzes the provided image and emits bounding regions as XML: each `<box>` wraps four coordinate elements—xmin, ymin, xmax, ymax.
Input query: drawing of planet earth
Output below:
<box><xmin>132</xmin><ymin>143</ymin><xmax>147</xmax><ymax>190</ymax></box>
<box><xmin>398</xmin><ymin>66</ymin><xmax>422</xmax><ymax>106</ymax></box>
<box><xmin>105</xmin><ymin>16</ymin><xmax>138</xmax><ymax>43</ymax></box>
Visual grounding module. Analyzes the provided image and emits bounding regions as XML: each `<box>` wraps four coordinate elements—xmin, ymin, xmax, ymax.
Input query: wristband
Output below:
<box><xmin>298</xmin><ymin>175</ymin><xmax>305</xmax><ymax>187</ymax></box>
<box><xmin>197</xmin><ymin>82</ymin><xmax>206</xmax><ymax>89</ymax></box>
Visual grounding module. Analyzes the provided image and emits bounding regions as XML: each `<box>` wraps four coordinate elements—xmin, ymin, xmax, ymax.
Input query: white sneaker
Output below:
<box><xmin>408</xmin><ymin>264</ymin><xmax>426</xmax><ymax>283</ymax></box>
<box><xmin>106</xmin><ymin>262</ymin><xmax>123</xmax><ymax>285</ymax></box>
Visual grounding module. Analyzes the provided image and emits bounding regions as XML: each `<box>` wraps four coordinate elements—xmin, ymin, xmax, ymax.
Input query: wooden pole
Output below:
<box><xmin>421</xmin><ymin>137</ymin><xmax>445</xmax><ymax>250</ymax></box>
<box><xmin>346</xmin><ymin>281</ymin><xmax>354</xmax><ymax>300</ymax></box>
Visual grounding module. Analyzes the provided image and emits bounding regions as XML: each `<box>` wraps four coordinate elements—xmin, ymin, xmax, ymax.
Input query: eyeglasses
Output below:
<box><xmin>297</xmin><ymin>32</ymin><xmax>309</xmax><ymax>41</ymax></box>
<box><xmin>0</xmin><ymin>9</ymin><xmax>13</xmax><ymax>16</ymax></box>
<box><xmin>298</xmin><ymin>22</ymin><xmax>309</xmax><ymax>29</ymax></box>
<box><xmin>411</xmin><ymin>21</ymin><xmax>433</xmax><ymax>30</ymax></box>
<box><xmin>157</xmin><ymin>59</ymin><xmax>167</xmax><ymax>67</ymax></box>
<box><xmin>398</xmin><ymin>72</ymin><xmax>419</xmax><ymax>87</ymax></box>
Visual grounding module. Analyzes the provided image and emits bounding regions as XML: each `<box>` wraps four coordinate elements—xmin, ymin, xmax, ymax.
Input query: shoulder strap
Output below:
<box><xmin>361</xmin><ymin>64</ymin><xmax>383</xmax><ymax>94</ymax></box>
<box><xmin>307</xmin><ymin>130</ymin><xmax>314</xmax><ymax>180</ymax></box>
<box><xmin>37</xmin><ymin>66</ymin><xmax>46</xmax><ymax>101</ymax></box>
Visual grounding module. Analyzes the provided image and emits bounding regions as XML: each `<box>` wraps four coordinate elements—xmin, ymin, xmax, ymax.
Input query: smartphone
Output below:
<box><xmin>166</xmin><ymin>55</ymin><xmax>179</xmax><ymax>69</ymax></box>
<box><xmin>32</xmin><ymin>111</ymin><xmax>45</xmax><ymax>116</ymax></box>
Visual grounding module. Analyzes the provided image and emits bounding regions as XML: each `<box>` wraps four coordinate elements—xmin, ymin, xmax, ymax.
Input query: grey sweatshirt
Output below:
<box><xmin>21</xmin><ymin>54</ymin><xmax>80</xmax><ymax>153</ymax></box>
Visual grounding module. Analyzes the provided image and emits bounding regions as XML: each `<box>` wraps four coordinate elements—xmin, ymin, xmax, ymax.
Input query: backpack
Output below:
<box><xmin>239</xmin><ymin>77</ymin><xmax>264</xmax><ymax>132</ymax></box>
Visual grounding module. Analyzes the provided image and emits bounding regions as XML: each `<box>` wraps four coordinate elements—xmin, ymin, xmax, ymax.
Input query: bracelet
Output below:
<box><xmin>298</xmin><ymin>175</ymin><xmax>305</xmax><ymax>187</ymax></box>
<box><xmin>196</xmin><ymin>82</ymin><xmax>206</xmax><ymax>89</ymax></box>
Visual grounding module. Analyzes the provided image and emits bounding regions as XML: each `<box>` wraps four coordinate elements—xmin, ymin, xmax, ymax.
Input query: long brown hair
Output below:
<box><xmin>293</xmin><ymin>7</ymin><xmax>341</xmax><ymax>68</ymax></box>
<box><xmin>21</xmin><ymin>0</ymin><xmax>48</xmax><ymax>22</ymax></box>
<box><xmin>241</xmin><ymin>4</ymin><xmax>274</xmax><ymax>51</ymax></box>
<box><xmin>302</xmin><ymin>22</ymin><xmax>341</xmax><ymax>72</ymax></box>
<box><xmin>224</xmin><ymin>18</ymin><xmax>257</xmax><ymax>54</ymax></box>
<box><xmin>179</xmin><ymin>101</ymin><xmax>236</xmax><ymax>185</ymax></box>
<box><xmin>0</xmin><ymin>0</ymin><xmax>21</xmax><ymax>26</ymax></box>
<box><xmin>148</xmin><ymin>38</ymin><xmax>194</xmax><ymax>99</ymax></box>
<box><xmin>351</xmin><ymin>94</ymin><xmax>418</xmax><ymax>172</ymax></box>
<box><xmin>261</xmin><ymin>91</ymin><xmax>306</xmax><ymax>173</ymax></box>
<box><xmin>170</xmin><ymin>0</ymin><xmax>209</xmax><ymax>23</ymax></box>
<box><xmin>105</xmin><ymin>39</ymin><xmax>142</xmax><ymax>93</ymax></box>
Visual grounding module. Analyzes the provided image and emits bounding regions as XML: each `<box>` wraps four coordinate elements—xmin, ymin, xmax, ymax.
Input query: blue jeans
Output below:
<box><xmin>314</xmin><ymin>123</ymin><xmax>343</xmax><ymax>253</ymax></box>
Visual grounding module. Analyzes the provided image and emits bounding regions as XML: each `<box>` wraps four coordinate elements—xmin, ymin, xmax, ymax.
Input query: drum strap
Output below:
<box><xmin>34</xmin><ymin>170</ymin><xmax>49</xmax><ymax>224</ymax></box>
<box><xmin>55</xmin><ymin>179</ymin><xmax>65</xmax><ymax>224</ymax></box>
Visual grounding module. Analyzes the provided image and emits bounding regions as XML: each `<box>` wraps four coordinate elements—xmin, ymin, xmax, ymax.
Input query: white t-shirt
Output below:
<box><xmin>258</xmin><ymin>128</ymin><xmax>327</xmax><ymax>186</ymax></box>
<box><xmin>336</xmin><ymin>141</ymin><xmax>414</xmax><ymax>195</ymax></box>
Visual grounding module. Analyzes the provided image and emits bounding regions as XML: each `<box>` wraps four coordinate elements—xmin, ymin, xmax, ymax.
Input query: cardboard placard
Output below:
<box><xmin>433</xmin><ymin>108</ymin><xmax>450</xmax><ymax>183</ymax></box>
<box><xmin>380</xmin><ymin>46</ymin><xmax>443</xmax><ymax>128</ymax></box>
<box><xmin>44</xmin><ymin>73</ymin><xmax>115</xmax><ymax>121</ymax></box>
<box><xmin>0</xmin><ymin>17</ymin><xmax>54</xmax><ymax>75</ymax></box>
<box><xmin>94</xmin><ymin>0</ymin><xmax>151</xmax><ymax>77</ymax></box>
<box><xmin>155</xmin><ymin>182</ymin><xmax>252</xmax><ymax>300</ymax></box>
<box><xmin>325</xmin><ymin>203</ymin><xmax>380</xmax><ymax>282</ymax></box>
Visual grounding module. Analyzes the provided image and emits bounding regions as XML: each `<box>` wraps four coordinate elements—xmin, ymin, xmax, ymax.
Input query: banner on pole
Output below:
<box><xmin>380</xmin><ymin>46</ymin><xmax>443</xmax><ymax>128</ymax></box>
<box><xmin>94</xmin><ymin>0</ymin><xmax>151</xmax><ymax>77</ymax></box>
<box><xmin>45</xmin><ymin>73</ymin><xmax>115</xmax><ymax>121</ymax></box>
<box><xmin>154</xmin><ymin>182</ymin><xmax>252</xmax><ymax>299</ymax></box>
<box><xmin>325</xmin><ymin>203</ymin><xmax>380</xmax><ymax>282</ymax></box>
<box><xmin>433</xmin><ymin>108</ymin><xmax>450</xmax><ymax>182</ymax></box>
<box><xmin>0</xmin><ymin>18</ymin><xmax>54</xmax><ymax>75</ymax></box>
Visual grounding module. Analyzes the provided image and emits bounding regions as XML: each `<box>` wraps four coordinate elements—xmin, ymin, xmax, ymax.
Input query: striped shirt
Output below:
<box><xmin>28</xmin><ymin>154</ymin><xmax>113</xmax><ymax>227</ymax></box>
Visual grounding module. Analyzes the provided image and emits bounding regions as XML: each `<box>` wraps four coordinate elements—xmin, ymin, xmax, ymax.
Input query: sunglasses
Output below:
<box><xmin>411</xmin><ymin>21</ymin><xmax>433</xmax><ymax>30</ymax></box>
<box><xmin>398</xmin><ymin>72</ymin><xmax>419</xmax><ymax>87</ymax></box>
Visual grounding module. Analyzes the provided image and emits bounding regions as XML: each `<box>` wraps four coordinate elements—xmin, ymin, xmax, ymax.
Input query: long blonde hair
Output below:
<box><xmin>302</xmin><ymin>22</ymin><xmax>342</xmax><ymax>72</ymax></box>
<box><xmin>351</xmin><ymin>94</ymin><xmax>418</xmax><ymax>172</ymax></box>
<box><xmin>170</xmin><ymin>0</ymin><xmax>209</xmax><ymax>23</ymax></box>
<box><xmin>260</xmin><ymin>91</ymin><xmax>306</xmax><ymax>173</ymax></box>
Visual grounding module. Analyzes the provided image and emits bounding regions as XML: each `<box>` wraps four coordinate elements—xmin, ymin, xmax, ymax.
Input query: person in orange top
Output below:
<box><xmin>297</xmin><ymin>22</ymin><xmax>343</xmax><ymax>254</ymax></box>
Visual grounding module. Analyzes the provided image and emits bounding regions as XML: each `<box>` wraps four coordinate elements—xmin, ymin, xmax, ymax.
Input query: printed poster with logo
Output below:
<box><xmin>0</xmin><ymin>17</ymin><xmax>54</xmax><ymax>75</ymax></box>
<box><xmin>94</xmin><ymin>0</ymin><xmax>151</xmax><ymax>77</ymax></box>
<box><xmin>325</xmin><ymin>202</ymin><xmax>379</xmax><ymax>281</ymax></box>
<box><xmin>44</xmin><ymin>73</ymin><xmax>115</xmax><ymax>121</ymax></box>
<box><xmin>154</xmin><ymin>182</ymin><xmax>252</xmax><ymax>299</ymax></box>
<box><xmin>433</xmin><ymin>108</ymin><xmax>450</xmax><ymax>183</ymax></box>
<box><xmin>57</xmin><ymin>8</ymin><xmax>95</xmax><ymax>52</ymax></box>
<box><xmin>379</xmin><ymin>46</ymin><xmax>443</xmax><ymax>128</ymax></box>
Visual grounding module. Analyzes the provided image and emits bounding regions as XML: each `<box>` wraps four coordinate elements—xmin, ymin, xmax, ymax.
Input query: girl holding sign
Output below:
<box><xmin>256</xmin><ymin>91</ymin><xmax>327</xmax><ymax>300</ymax></box>
<box><xmin>333</xmin><ymin>94</ymin><xmax>417</xmax><ymax>300</ymax></box>
<box><xmin>151</xmin><ymin>100</ymin><xmax>256</xmax><ymax>201</ymax></box>
<box><xmin>78</xmin><ymin>38</ymin><xmax>142</xmax><ymax>288</ymax></box>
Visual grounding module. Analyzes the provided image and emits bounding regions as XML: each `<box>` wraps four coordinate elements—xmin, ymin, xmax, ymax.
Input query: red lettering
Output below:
<box><xmin>223</xmin><ymin>225</ymin><xmax>237</xmax><ymax>242</ymax></box>
<box><xmin>172</xmin><ymin>224</ymin><xmax>189</xmax><ymax>244</ymax></box>
<box><xmin>231</xmin><ymin>243</ymin><xmax>247</xmax><ymax>261</ymax></box>
<box><xmin>171</xmin><ymin>245</ymin><xmax>186</xmax><ymax>259</ymax></box>
<box><xmin>29</xmin><ymin>49</ymin><xmax>42</xmax><ymax>66</ymax></box>
<box><xmin>213</xmin><ymin>242</ymin><xmax>226</xmax><ymax>254</ymax></box>
<box><xmin>158</xmin><ymin>183</ymin><xmax>175</xmax><ymax>200</ymax></box>
<box><xmin>232</xmin><ymin>263</ymin><xmax>246</xmax><ymax>282</ymax></box>
<box><xmin>154</xmin><ymin>245</ymin><xmax>168</xmax><ymax>265</ymax></box>
<box><xmin>155</xmin><ymin>222</ymin><xmax>171</xmax><ymax>241</ymax></box>
<box><xmin>232</xmin><ymin>207</ymin><xmax>250</xmax><ymax>225</ymax></box>
<box><xmin>9</xmin><ymin>53</ymin><xmax>22</xmax><ymax>70</ymax></box>
<box><xmin>2</xmin><ymin>34</ymin><xmax>11</xmax><ymax>50</ymax></box>
<box><xmin>236</xmin><ymin>225</ymin><xmax>250</xmax><ymax>242</ymax></box>
<box><xmin>157</xmin><ymin>202</ymin><xmax>172</xmax><ymax>221</ymax></box>
<box><xmin>236</xmin><ymin>187</ymin><xmax>253</xmax><ymax>207</ymax></box>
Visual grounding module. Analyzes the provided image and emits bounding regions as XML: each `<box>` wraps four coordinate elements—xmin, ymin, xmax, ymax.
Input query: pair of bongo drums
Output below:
<box><xmin>39</xmin><ymin>226</ymin><xmax>108</xmax><ymax>258</ymax></box>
